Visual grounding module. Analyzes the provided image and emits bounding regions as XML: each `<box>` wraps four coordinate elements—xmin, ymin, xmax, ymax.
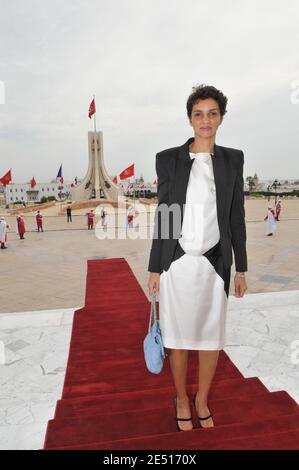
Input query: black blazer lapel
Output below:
<box><xmin>212</xmin><ymin>143</ymin><xmax>227</xmax><ymax>228</ymax></box>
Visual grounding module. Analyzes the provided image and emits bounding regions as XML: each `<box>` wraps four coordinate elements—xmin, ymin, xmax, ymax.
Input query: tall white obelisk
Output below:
<box><xmin>71</xmin><ymin>96</ymin><xmax>123</xmax><ymax>202</ymax></box>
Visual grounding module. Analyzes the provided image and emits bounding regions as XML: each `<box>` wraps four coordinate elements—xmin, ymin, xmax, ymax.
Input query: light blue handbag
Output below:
<box><xmin>143</xmin><ymin>292</ymin><xmax>166</xmax><ymax>374</ymax></box>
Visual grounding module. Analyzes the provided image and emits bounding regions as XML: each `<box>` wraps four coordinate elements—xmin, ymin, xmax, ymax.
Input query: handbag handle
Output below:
<box><xmin>148</xmin><ymin>291</ymin><xmax>158</xmax><ymax>333</ymax></box>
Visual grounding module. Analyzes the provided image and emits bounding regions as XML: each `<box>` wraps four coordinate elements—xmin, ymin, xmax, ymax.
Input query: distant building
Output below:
<box><xmin>123</xmin><ymin>178</ymin><xmax>157</xmax><ymax>197</ymax></box>
<box><xmin>258</xmin><ymin>179</ymin><xmax>299</xmax><ymax>192</ymax></box>
<box><xmin>4</xmin><ymin>182</ymin><xmax>71</xmax><ymax>205</ymax></box>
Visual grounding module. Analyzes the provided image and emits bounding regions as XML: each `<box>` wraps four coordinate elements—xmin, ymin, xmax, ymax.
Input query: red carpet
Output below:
<box><xmin>43</xmin><ymin>258</ymin><xmax>299</xmax><ymax>450</ymax></box>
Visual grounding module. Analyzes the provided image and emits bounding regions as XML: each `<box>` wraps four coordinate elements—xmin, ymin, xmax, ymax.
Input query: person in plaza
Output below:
<box><xmin>86</xmin><ymin>209</ymin><xmax>95</xmax><ymax>230</ymax></box>
<box><xmin>66</xmin><ymin>205</ymin><xmax>72</xmax><ymax>222</ymax></box>
<box><xmin>100</xmin><ymin>206</ymin><xmax>108</xmax><ymax>231</ymax></box>
<box><xmin>16</xmin><ymin>214</ymin><xmax>26</xmax><ymax>240</ymax></box>
<box><xmin>264</xmin><ymin>204</ymin><xmax>276</xmax><ymax>236</ymax></box>
<box><xmin>126</xmin><ymin>205</ymin><xmax>134</xmax><ymax>228</ymax></box>
<box><xmin>147</xmin><ymin>84</ymin><xmax>248</xmax><ymax>431</ymax></box>
<box><xmin>36</xmin><ymin>210</ymin><xmax>43</xmax><ymax>232</ymax></box>
<box><xmin>0</xmin><ymin>216</ymin><xmax>9</xmax><ymax>249</ymax></box>
<box><xmin>275</xmin><ymin>199</ymin><xmax>282</xmax><ymax>221</ymax></box>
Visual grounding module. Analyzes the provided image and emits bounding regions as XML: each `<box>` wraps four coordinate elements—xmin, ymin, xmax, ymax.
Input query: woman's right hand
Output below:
<box><xmin>148</xmin><ymin>272</ymin><xmax>160</xmax><ymax>298</ymax></box>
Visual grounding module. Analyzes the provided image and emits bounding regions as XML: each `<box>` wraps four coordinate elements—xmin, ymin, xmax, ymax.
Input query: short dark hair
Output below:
<box><xmin>186</xmin><ymin>84</ymin><xmax>228</xmax><ymax>119</ymax></box>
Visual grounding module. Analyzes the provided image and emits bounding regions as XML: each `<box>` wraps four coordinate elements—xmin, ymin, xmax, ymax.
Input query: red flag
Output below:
<box><xmin>113</xmin><ymin>176</ymin><xmax>117</xmax><ymax>184</ymax></box>
<box><xmin>88</xmin><ymin>98</ymin><xmax>96</xmax><ymax>119</ymax></box>
<box><xmin>120</xmin><ymin>163</ymin><xmax>134</xmax><ymax>180</ymax></box>
<box><xmin>0</xmin><ymin>169</ymin><xmax>12</xmax><ymax>186</ymax></box>
<box><xmin>30</xmin><ymin>176</ymin><xmax>37</xmax><ymax>188</ymax></box>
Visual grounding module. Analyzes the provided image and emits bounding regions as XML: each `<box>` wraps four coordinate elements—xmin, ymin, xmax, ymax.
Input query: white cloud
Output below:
<box><xmin>0</xmin><ymin>0</ymin><xmax>299</xmax><ymax>183</ymax></box>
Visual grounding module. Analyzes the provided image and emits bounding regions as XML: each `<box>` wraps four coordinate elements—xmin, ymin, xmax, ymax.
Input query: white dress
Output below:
<box><xmin>159</xmin><ymin>152</ymin><xmax>230</xmax><ymax>350</ymax></box>
<box><xmin>265</xmin><ymin>208</ymin><xmax>276</xmax><ymax>235</ymax></box>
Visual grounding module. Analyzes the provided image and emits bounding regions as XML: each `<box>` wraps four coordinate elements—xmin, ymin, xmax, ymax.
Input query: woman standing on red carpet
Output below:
<box><xmin>148</xmin><ymin>84</ymin><xmax>248</xmax><ymax>431</ymax></box>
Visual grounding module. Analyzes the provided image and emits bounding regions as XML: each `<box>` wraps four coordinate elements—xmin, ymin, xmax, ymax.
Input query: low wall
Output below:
<box><xmin>59</xmin><ymin>199</ymin><xmax>136</xmax><ymax>214</ymax></box>
<box><xmin>9</xmin><ymin>200</ymin><xmax>56</xmax><ymax>215</ymax></box>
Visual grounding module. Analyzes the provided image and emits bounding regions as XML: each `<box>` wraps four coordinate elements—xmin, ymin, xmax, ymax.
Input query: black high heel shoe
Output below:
<box><xmin>173</xmin><ymin>397</ymin><xmax>193</xmax><ymax>432</ymax></box>
<box><xmin>193</xmin><ymin>393</ymin><xmax>213</xmax><ymax>428</ymax></box>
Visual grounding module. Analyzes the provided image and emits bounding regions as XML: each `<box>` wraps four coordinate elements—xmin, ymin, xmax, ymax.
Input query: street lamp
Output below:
<box><xmin>267</xmin><ymin>184</ymin><xmax>271</xmax><ymax>202</ymax></box>
<box><xmin>270</xmin><ymin>179</ymin><xmax>281</xmax><ymax>204</ymax></box>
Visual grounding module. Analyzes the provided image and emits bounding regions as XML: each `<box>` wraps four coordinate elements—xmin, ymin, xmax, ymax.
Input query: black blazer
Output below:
<box><xmin>148</xmin><ymin>137</ymin><xmax>248</xmax><ymax>274</ymax></box>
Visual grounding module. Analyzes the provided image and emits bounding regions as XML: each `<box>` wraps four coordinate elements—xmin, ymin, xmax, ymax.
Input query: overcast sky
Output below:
<box><xmin>1</xmin><ymin>0</ymin><xmax>299</xmax><ymax>184</ymax></box>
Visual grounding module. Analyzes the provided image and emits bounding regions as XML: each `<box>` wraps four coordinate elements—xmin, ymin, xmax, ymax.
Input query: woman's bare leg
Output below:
<box><xmin>169</xmin><ymin>349</ymin><xmax>193</xmax><ymax>430</ymax></box>
<box><xmin>195</xmin><ymin>350</ymin><xmax>219</xmax><ymax>428</ymax></box>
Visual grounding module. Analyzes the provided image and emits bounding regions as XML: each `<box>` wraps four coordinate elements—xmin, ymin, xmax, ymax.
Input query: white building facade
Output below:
<box><xmin>4</xmin><ymin>182</ymin><xmax>71</xmax><ymax>205</ymax></box>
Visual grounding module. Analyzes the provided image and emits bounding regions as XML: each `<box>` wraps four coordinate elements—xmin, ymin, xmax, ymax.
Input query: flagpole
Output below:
<box><xmin>93</xmin><ymin>94</ymin><xmax>100</xmax><ymax>199</ymax></box>
<box><xmin>93</xmin><ymin>94</ymin><xmax>97</xmax><ymax>133</ymax></box>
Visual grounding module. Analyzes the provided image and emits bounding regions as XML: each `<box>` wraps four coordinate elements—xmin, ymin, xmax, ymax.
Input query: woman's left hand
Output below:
<box><xmin>234</xmin><ymin>273</ymin><xmax>247</xmax><ymax>297</ymax></box>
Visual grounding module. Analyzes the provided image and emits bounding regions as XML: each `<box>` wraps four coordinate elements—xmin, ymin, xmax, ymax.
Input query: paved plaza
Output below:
<box><xmin>0</xmin><ymin>198</ymin><xmax>298</xmax><ymax>313</ymax></box>
<box><xmin>0</xmin><ymin>197</ymin><xmax>298</xmax><ymax>449</ymax></box>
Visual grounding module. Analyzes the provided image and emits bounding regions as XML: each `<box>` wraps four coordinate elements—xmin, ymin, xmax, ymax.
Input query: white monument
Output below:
<box><xmin>71</xmin><ymin>131</ymin><xmax>123</xmax><ymax>201</ymax></box>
